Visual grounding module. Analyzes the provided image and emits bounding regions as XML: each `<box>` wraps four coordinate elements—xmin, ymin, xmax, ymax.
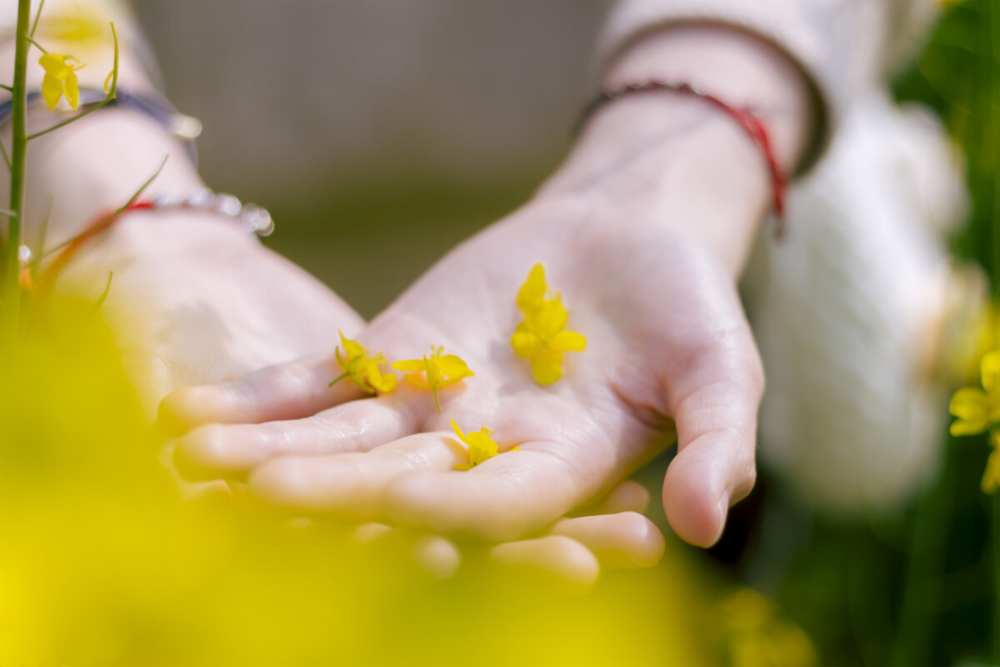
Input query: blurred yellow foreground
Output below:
<box><xmin>0</xmin><ymin>299</ymin><xmax>810</xmax><ymax>665</ymax></box>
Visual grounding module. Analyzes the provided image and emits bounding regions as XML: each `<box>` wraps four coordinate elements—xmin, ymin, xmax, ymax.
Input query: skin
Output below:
<box><xmin>163</xmin><ymin>25</ymin><xmax>813</xmax><ymax>547</ymax></box>
<box><xmin>3</xmin><ymin>28</ymin><xmax>668</xmax><ymax>580</ymax></box>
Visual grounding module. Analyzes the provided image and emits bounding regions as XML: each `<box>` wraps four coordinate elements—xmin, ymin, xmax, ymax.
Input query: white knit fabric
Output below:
<box><xmin>743</xmin><ymin>90</ymin><xmax>966</xmax><ymax>512</ymax></box>
<box><xmin>598</xmin><ymin>1</ymin><xmax>964</xmax><ymax>512</ymax></box>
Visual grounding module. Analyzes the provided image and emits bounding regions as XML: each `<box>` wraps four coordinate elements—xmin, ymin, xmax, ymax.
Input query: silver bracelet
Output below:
<box><xmin>148</xmin><ymin>188</ymin><xmax>275</xmax><ymax>237</ymax></box>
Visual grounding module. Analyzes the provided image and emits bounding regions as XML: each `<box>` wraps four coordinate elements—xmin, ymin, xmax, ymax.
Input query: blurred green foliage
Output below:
<box><xmin>724</xmin><ymin>2</ymin><xmax>999</xmax><ymax>665</ymax></box>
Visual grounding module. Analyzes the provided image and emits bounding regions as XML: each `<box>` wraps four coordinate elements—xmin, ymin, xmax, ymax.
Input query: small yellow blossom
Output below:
<box><xmin>982</xmin><ymin>449</ymin><xmax>1000</xmax><ymax>494</ymax></box>
<box><xmin>949</xmin><ymin>350</ymin><xmax>1000</xmax><ymax>435</ymax></box>
<box><xmin>511</xmin><ymin>264</ymin><xmax>586</xmax><ymax>386</ymax></box>
<box><xmin>392</xmin><ymin>346</ymin><xmax>474</xmax><ymax>413</ymax></box>
<box><xmin>329</xmin><ymin>330</ymin><xmax>397</xmax><ymax>395</ymax></box>
<box><xmin>516</xmin><ymin>263</ymin><xmax>550</xmax><ymax>313</ymax></box>
<box><xmin>982</xmin><ymin>431</ymin><xmax>1000</xmax><ymax>494</ymax></box>
<box><xmin>39</xmin><ymin>53</ymin><xmax>84</xmax><ymax>110</ymax></box>
<box><xmin>721</xmin><ymin>588</ymin><xmax>818</xmax><ymax>667</ymax></box>
<box><xmin>451</xmin><ymin>419</ymin><xmax>519</xmax><ymax>470</ymax></box>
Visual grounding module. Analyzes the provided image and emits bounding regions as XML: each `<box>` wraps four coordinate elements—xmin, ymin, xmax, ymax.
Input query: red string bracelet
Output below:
<box><xmin>32</xmin><ymin>190</ymin><xmax>274</xmax><ymax>295</ymax></box>
<box><xmin>576</xmin><ymin>80</ymin><xmax>788</xmax><ymax>238</ymax></box>
<box><xmin>35</xmin><ymin>201</ymin><xmax>153</xmax><ymax>295</ymax></box>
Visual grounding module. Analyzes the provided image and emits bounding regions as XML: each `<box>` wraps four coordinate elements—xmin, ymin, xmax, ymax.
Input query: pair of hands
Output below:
<box><xmin>159</xmin><ymin>190</ymin><xmax>762</xmax><ymax>552</ymax></box>
<box><xmin>41</xmin><ymin>25</ymin><xmax>812</xmax><ymax>582</ymax></box>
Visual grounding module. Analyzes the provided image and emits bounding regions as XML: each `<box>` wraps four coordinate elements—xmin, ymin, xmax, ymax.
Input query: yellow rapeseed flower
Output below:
<box><xmin>39</xmin><ymin>53</ymin><xmax>84</xmax><ymax>110</ymax></box>
<box><xmin>511</xmin><ymin>264</ymin><xmax>586</xmax><ymax>386</ymax></box>
<box><xmin>392</xmin><ymin>345</ymin><xmax>474</xmax><ymax>413</ymax></box>
<box><xmin>329</xmin><ymin>330</ymin><xmax>397</xmax><ymax>395</ymax></box>
<box><xmin>983</xmin><ymin>432</ymin><xmax>1000</xmax><ymax>494</ymax></box>
<box><xmin>949</xmin><ymin>350</ymin><xmax>1000</xmax><ymax>435</ymax></box>
<box><xmin>450</xmin><ymin>419</ymin><xmax>519</xmax><ymax>470</ymax></box>
<box><xmin>516</xmin><ymin>263</ymin><xmax>550</xmax><ymax>313</ymax></box>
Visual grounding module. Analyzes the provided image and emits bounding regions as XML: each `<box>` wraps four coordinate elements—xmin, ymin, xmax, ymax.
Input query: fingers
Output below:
<box><xmin>172</xmin><ymin>397</ymin><xmax>417</xmax><ymax>480</ymax></box>
<box><xmin>663</xmin><ymin>326</ymin><xmax>763</xmax><ymax>547</ymax></box>
<box><xmin>352</xmin><ymin>523</ymin><xmax>463</xmax><ymax>579</ymax></box>
<box><xmin>549</xmin><ymin>512</ymin><xmax>664</xmax><ymax>569</ymax></box>
<box><xmin>489</xmin><ymin>535</ymin><xmax>600</xmax><ymax>588</ymax></box>
<box><xmin>586</xmin><ymin>480</ymin><xmax>650</xmax><ymax>515</ymax></box>
<box><xmin>249</xmin><ymin>431</ymin><xmax>463</xmax><ymax>515</ymax></box>
<box><xmin>382</xmin><ymin>444</ymin><xmax>592</xmax><ymax>542</ymax></box>
<box><xmin>159</xmin><ymin>354</ymin><xmax>362</xmax><ymax>431</ymax></box>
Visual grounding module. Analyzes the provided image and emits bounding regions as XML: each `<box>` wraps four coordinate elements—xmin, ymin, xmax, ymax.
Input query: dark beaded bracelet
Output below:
<box><xmin>0</xmin><ymin>87</ymin><xmax>202</xmax><ymax>164</ymax></box>
<box><xmin>577</xmin><ymin>80</ymin><xmax>788</xmax><ymax>238</ymax></box>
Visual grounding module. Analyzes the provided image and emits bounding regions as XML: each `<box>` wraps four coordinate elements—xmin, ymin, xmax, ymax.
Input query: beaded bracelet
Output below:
<box><xmin>0</xmin><ymin>87</ymin><xmax>203</xmax><ymax>164</ymax></box>
<box><xmin>577</xmin><ymin>80</ymin><xmax>788</xmax><ymax>238</ymax></box>
<box><xmin>31</xmin><ymin>188</ymin><xmax>274</xmax><ymax>293</ymax></box>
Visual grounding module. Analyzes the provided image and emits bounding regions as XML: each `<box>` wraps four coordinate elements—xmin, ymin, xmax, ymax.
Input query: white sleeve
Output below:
<box><xmin>594</xmin><ymin>0</ymin><xmax>939</xmax><ymax>172</ymax></box>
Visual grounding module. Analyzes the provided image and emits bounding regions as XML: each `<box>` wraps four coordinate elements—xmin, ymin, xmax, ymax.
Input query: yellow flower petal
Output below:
<box><xmin>404</xmin><ymin>374</ymin><xmax>430</xmax><ymax>389</ymax></box>
<box><xmin>39</xmin><ymin>53</ymin><xmax>72</xmax><ymax>79</ymax></box>
<box><xmin>530</xmin><ymin>297</ymin><xmax>569</xmax><ymax>341</ymax></box>
<box><xmin>363</xmin><ymin>362</ymin><xmax>396</xmax><ymax>394</ymax></box>
<box><xmin>531</xmin><ymin>350</ymin><xmax>564</xmax><ymax>386</ymax></box>
<box><xmin>437</xmin><ymin>354</ymin><xmax>472</xmax><ymax>379</ymax></box>
<box><xmin>339</xmin><ymin>330</ymin><xmax>365</xmax><ymax>360</ymax></box>
<box><xmin>450</xmin><ymin>419</ymin><xmax>470</xmax><ymax>446</ymax></box>
<box><xmin>41</xmin><ymin>72</ymin><xmax>63</xmax><ymax>110</ymax></box>
<box><xmin>983</xmin><ymin>351</ymin><xmax>1000</xmax><ymax>395</ymax></box>
<box><xmin>392</xmin><ymin>359</ymin><xmax>427</xmax><ymax>372</ymax></box>
<box><xmin>370</xmin><ymin>372</ymin><xmax>397</xmax><ymax>393</ymax></box>
<box><xmin>516</xmin><ymin>263</ymin><xmax>548</xmax><ymax>312</ymax></box>
<box><xmin>982</xmin><ymin>449</ymin><xmax>1000</xmax><ymax>494</ymax></box>
<box><xmin>550</xmin><ymin>330</ymin><xmax>587</xmax><ymax>353</ymax></box>
<box><xmin>511</xmin><ymin>329</ymin><xmax>541</xmax><ymax>359</ymax></box>
<box><xmin>950</xmin><ymin>387</ymin><xmax>990</xmax><ymax>419</ymax></box>
<box><xmin>64</xmin><ymin>71</ymin><xmax>79</xmax><ymax>109</ymax></box>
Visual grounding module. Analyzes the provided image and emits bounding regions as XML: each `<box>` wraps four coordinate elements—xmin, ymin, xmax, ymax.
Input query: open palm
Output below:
<box><xmin>168</xmin><ymin>191</ymin><xmax>764</xmax><ymax>547</ymax></box>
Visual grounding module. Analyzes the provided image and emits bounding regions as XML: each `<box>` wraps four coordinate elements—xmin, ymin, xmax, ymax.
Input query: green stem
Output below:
<box><xmin>77</xmin><ymin>270</ymin><xmax>112</xmax><ymax>332</ymax></box>
<box><xmin>24</xmin><ymin>35</ymin><xmax>46</xmax><ymax>54</ymax></box>
<box><xmin>0</xmin><ymin>138</ymin><xmax>12</xmax><ymax>171</ymax></box>
<box><xmin>328</xmin><ymin>371</ymin><xmax>349</xmax><ymax>388</ymax></box>
<box><xmin>433</xmin><ymin>387</ymin><xmax>441</xmax><ymax>414</ymax></box>
<box><xmin>994</xmin><ymin>491</ymin><xmax>1000</xmax><ymax>666</ymax></box>
<box><xmin>892</xmin><ymin>438</ymin><xmax>954</xmax><ymax>666</ymax></box>
<box><xmin>28</xmin><ymin>154</ymin><xmax>166</xmax><ymax>265</ymax></box>
<box><xmin>28</xmin><ymin>0</ymin><xmax>44</xmax><ymax>39</ymax></box>
<box><xmin>2</xmin><ymin>0</ymin><xmax>33</xmax><ymax>351</ymax></box>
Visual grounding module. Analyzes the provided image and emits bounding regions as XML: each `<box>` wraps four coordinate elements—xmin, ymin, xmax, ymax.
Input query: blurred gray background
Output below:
<box><xmin>133</xmin><ymin>1</ymin><xmax>611</xmax><ymax>317</ymax></box>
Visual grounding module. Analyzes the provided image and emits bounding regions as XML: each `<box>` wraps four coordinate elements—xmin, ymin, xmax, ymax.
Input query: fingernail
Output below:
<box><xmin>710</xmin><ymin>492</ymin><xmax>730</xmax><ymax>545</ymax></box>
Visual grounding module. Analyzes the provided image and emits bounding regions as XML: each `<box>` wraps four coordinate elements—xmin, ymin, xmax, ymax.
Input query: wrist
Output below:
<box><xmin>538</xmin><ymin>23</ymin><xmax>813</xmax><ymax>276</ymax></box>
<box><xmin>17</xmin><ymin>107</ymin><xmax>204</xmax><ymax>250</ymax></box>
<box><xmin>539</xmin><ymin>94</ymin><xmax>771</xmax><ymax>276</ymax></box>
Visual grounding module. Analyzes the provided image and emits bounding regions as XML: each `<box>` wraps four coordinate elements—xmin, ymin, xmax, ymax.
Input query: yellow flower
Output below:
<box><xmin>329</xmin><ymin>330</ymin><xmax>397</xmax><ymax>395</ymax></box>
<box><xmin>451</xmin><ymin>419</ymin><xmax>518</xmax><ymax>470</ymax></box>
<box><xmin>516</xmin><ymin>263</ymin><xmax>550</xmax><ymax>313</ymax></box>
<box><xmin>391</xmin><ymin>346</ymin><xmax>474</xmax><ymax>413</ymax></box>
<box><xmin>949</xmin><ymin>350</ymin><xmax>1000</xmax><ymax>436</ymax></box>
<box><xmin>982</xmin><ymin>448</ymin><xmax>1000</xmax><ymax>494</ymax></box>
<box><xmin>721</xmin><ymin>588</ymin><xmax>818</xmax><ymax>667</ymax></box>
<box><xmin>511</xmin><ymin>263</ymin><xmax>586</xmax><ymax>385</ymax></box>
<box><xmin>511</xmin><ymin>293</ymin><xmax>586</xmax><ymax>386</ymax></box>
<box><xmin>39</xmin><ymin>53</ymin><xmax>84</xmax><ymax>110</ymax></box>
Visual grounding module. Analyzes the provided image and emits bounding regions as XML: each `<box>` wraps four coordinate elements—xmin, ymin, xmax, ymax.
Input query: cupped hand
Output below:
<box><xmin>166</xmin><ymin>185</ymin><xmax>764</xmax><ymax>547</ymax></box>
<box><xmin>56</xmin><ymin>195</ymin><xmax>666</xmax><ymax>581</ymax></box>
<box><xmin>56</xmin><ymin>211</ymin><xmax>366</xmax><ymax>420</ymax></box>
